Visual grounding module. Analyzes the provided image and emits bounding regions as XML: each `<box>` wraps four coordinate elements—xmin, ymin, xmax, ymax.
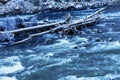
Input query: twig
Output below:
<box><xmin>85</xmin><ymin>7</ymin><xmax>106</xmax><ymax>19</ymax></box>
<box><xmin>73</xmin><ymin>7</ymin><xmax>106</xmax><ymax>24</ymax></box>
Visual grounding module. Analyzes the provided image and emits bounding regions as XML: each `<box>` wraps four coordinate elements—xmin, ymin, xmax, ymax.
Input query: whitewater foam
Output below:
<box><xmin>0</xmin><ymin>56</ymin><xmax>24</xmax><ymax>75</ymax></box>
<box><xmin>58</xmin><ymin>73</ymin><xmax>120</xmax><ymax>80</ymax></box>
<box><xmin>0</xmin><ymin>76</ymin><xmax>17</xmax><ymax>80</ymax></box>
<box><xmin>89</xmin><ymin>41</ymin><xmax>120</xmax><ymax>53</ymax></box>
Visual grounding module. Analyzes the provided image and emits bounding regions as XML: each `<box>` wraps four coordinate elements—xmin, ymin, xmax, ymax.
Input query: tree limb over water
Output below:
<box><xmin>10</xmin><ymin>7</ymin><xmax>105</xmax><ymax>45</ymax></box>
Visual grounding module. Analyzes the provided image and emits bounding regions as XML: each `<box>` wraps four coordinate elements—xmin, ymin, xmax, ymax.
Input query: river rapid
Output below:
<box><xmin>0</xmin><ymin>6</ymin><xmax>120</xmax><ymax>80</ymax></box>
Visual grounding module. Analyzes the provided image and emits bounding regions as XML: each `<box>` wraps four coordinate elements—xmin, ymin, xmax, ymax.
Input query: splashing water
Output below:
<box><xmin>0</xmin><ymin>6</ymin><xmax>120</xmax><ymax>80</ymax></box>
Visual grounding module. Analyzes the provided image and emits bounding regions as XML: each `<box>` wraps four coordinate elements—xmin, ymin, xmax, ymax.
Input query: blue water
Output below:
<box><xmin>0</xmin><ymin>6</ymin><xmax>120</xmax><ymax>80</ymax></box>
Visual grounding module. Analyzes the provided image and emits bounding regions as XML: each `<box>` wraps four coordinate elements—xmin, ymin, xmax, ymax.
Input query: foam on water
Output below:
<box><xmin>42</xmin><ymin>58</ymin><xmax>72</xmax><ymax>69</ymax></box>
<box><xmin>104</xmin><ymin>12</ymin><xmax>120</xmax><ymax>17</ymax></box>
<box><xmin>0</xmin><ymin>62</ymin><xmax>24</xmax><ymax>75</ymax></box>
<box><xmin>25</xmin><ymin>52</ymin><xmax>72</xmax><ymax>67</ymax></box>
<box><xmin>32</xmin><ymin>36</ymin><xmax>120</xmax><ymax>54</ymax></box>
<box><xmin>33</xmin><ymin>39</ymin><xmax>74</xmax><ymax>53</ymax></box>
<box><xmin>58</xmin><ymin>75</ymin><xmax>101</xmax><ymax>80</ymax></box>
<box><xmin>0</xmin><ymin>56</ymin><xmax>24</xmax><ymax>75</ymax></box>
<box><xmin>106</xmin><ymin>54</ymin><xmax>120</xmax><ymax>65</ymax></box>
<box><xmin>58</xmin><ymin>73</ymin><xmax>120</xmax><ymax>80</ymax></box>
<box><xmin>25</xmin><ymin>49</ymin><xmax>35</xmax><ymax>53</ymax></box>
<box><xmin>88</xmin><ymin>41</ymin><xmax>120</xmax><ymax>53</ymax></box>
<box><xmin>0</xmin><ymin>76</ymin><xmax>17</xmax><ymax>80</ymax></box>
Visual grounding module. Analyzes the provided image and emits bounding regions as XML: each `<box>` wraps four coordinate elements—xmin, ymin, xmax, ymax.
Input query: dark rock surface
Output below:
<box><xmin>0</xmin><ymin>0</ymin><xmax>9</xmax><ymax>4</ymax></box>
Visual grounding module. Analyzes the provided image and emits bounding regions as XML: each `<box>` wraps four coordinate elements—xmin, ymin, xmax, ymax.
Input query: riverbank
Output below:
<box><xmin>0</xmin><ymin>0</ymin><xmax>119</xmax><ymax>16</ymax></box>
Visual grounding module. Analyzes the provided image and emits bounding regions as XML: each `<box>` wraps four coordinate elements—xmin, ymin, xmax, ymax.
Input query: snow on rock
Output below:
<box><xmin>0</xmin><ymin>0</ymin><xmax>119</xmax><ymax>16</ymax></box>
<box><xmin>0</xmin><ymin>0</ymin><xmax>38</xmax><ymax>15</ymax></box>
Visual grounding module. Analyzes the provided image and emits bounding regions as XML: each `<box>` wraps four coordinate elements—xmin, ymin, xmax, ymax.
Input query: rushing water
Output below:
<box><xmin>0</xmin><ymin>6</ymin><xmax>120</xmax><ymax>80</ymax></box>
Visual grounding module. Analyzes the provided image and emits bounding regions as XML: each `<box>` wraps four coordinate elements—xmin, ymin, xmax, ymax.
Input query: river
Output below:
<box><xmin>0</xmin><ymin>6</ymin><xmax>120</xmax><ymax>80</ymax></box>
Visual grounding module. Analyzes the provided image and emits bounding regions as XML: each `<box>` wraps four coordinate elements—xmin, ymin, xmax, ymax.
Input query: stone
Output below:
<box><xmin>0</xmin><ymin>0</ymin><xmax>9</xmax><ymax>4</ymax></box>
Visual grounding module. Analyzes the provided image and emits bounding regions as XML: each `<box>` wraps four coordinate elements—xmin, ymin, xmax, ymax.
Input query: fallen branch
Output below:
<box><xmin>12</xmin><ymin>17</ymin><xmax>99</xmax><ymax>45</ymax></box>
<box><xmin>72</xmin><ymin>7</ymin><xmax>106</xmax><ymax>24</ymax></box>
<box><xmin>0</xmin><ymin>7</ymin><xmax>105</xmax><ymax>45</ymax></box>
<box><xmin>85</xmin><ymin>7</ymin><xmax>106</xmax><ymax>19</ymax></box>
<box><xmin>23</xmin><ymin>22</ymin><xmax>45</xmax><ymax>26</ymax></box>
<box><xmin>1</xmin><ymin>21</ymin><xmax>66</xmax><ymax>34</ymax></box>
<box><xmin>0</xmin><ymin>7</ymin><xmax>105</xmax><ymax>34</ymax></box>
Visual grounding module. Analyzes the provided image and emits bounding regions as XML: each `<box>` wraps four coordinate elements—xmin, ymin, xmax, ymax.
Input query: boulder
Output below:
<box><xmin>0</xmin><ymin>0</ymin><xmax>38</xmax><ymax>15</ymax></box>
<box><xmin>0</xmin><ymin>0</ymin><xmax>9</xmax><ymax>4</ymax></box>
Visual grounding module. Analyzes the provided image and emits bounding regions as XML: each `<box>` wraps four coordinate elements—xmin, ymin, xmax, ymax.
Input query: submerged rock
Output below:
<box><xmin>0</xmin><ymin>0</ymin><xmax>9</xmax><ymax>4</ymax></box>
<box><xmin>95</xmin><ymin>38</ymin><xmax>101</xmax><ymax>42</ymax></box>
<box><xmin>0</xmin><ymin>32</ymin><xmax>14</xmax><ymax>42</ymax></box>
<box><xmin>0</xmin><ymin>22</ymin><xmax>7</xmax><ymax>31</ymax></box>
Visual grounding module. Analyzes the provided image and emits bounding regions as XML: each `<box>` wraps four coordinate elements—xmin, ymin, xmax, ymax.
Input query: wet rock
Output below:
<box><xmin>92</xmin><ymin>29</ymin><xmax>103</xmax><ymax>34</ymax></box>
<box><xmin>45</xmin><ymin>38</ymin><xmax>54</xmax><ymax>44</ymax></box>
<box><xmin>108</xmin><ymin>37</ymin><xmax>112</xmax><ymax>42</ymax></box>
<box><xmin>15</xmin><ymin>16</ymin><xmax>24</xmax><ymax>28</ymax></box>
<box><xmin>27</xmin><ymin>0</ymin><xmax>40</xmax><ymax>6</ymax></box>
<box><xmin>74</xmin><ymin>37</ymin><xmax>89</xmax><ymax>47</ymax></box>
<box><xmin>5</xmin><ymin>17</ymin><xmax>17</xmax><ymax>30</ymax></box>
<box><xmin>0</xmin><ymin>33</ymin><xmax>14</xmax><ymax>42</ymax></box>
<box><xmin>72</xmin><ymin>45</ymin><xmax>79</xmax><ymax>49</ymax></box>
<box><xmin>0</xmin><ymin>17</ymin><xmax>25</xmax><ymax>31</ymax></box>
<box><xmin>95</xmin><ymin>38</ymin><xmax>101</xmax><ymax>42</ymax></box>
<box><xmin>97</xmin><ymin>30</ymin><xmax>103</xmax><ymax>33</ymax></box>
<box><xmin>92</xmin><ymin>29</ymin><xmax>98</xmax><ymax>33</ymax></box>
<box><xmin>0</xmin><ymin>0</ymin><xmax>9</xmax><ymax>4</ymax></box>
<box><xmin>29</xmin><ymin>15</ymin><xmax>38</xmax><ymax>26</ymax></box>
<box><xmin>80</xmin><ymin>31</ymin><xmax>86</xmax><ymax>35</ymax></box>
<box><xmin>90</xmin><ymin>1</ymin><xmax>107</xmax><ymax>9</ymax></box>
<box><xmin>111</xmin><ymin>23</ymin><xmax>116</xmax><ymax>26</ymax></box>
<box><xmin>0</xmin><ymin>22</ymin><xmax>7</xmax><ymax>31</ymax></box>
<box><xmin>63</xmin><ymin>28</ymin><xmax>74</xmax><ymax>35</ymax></box>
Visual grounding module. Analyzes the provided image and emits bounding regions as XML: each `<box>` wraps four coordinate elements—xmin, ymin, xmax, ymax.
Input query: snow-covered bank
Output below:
<box><xmin>0</xmin><ymin>0</ymin><xmax>119</xmax><ymax>16</ymax></box>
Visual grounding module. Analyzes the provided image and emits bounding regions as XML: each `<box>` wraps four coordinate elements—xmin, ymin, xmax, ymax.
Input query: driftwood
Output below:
<box><xmin>0</xmin><ymin>7</ymin><xmax>106</xmax><ymax>45</ymax></box>
<box><xmin>0</xmin><ymin>7</ymin><xmax>105</xmax><ymax>34</ymax></box>
<box><xmin>13</xmin><ymin>7</ymin><xmax>105</xmax><ymax>45</ymax></box>
<box><xmin>13</xmin><ymin>17</ymin><xmax>100</xmax><ymax>45</ymax></box>
<box><xmin>0</xmin><ymin>21</ymin><xmax>66</xmax><ymax>34</ymax></box>
<box><xmin>23</xmin><ymin>19</ymin><xmax>53</xmax><ymax>26</ymax></box>
<box><xmin>23</xmin><ymin>22</ymin><xmax>45</xmax><ymax>26</ymax></box>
